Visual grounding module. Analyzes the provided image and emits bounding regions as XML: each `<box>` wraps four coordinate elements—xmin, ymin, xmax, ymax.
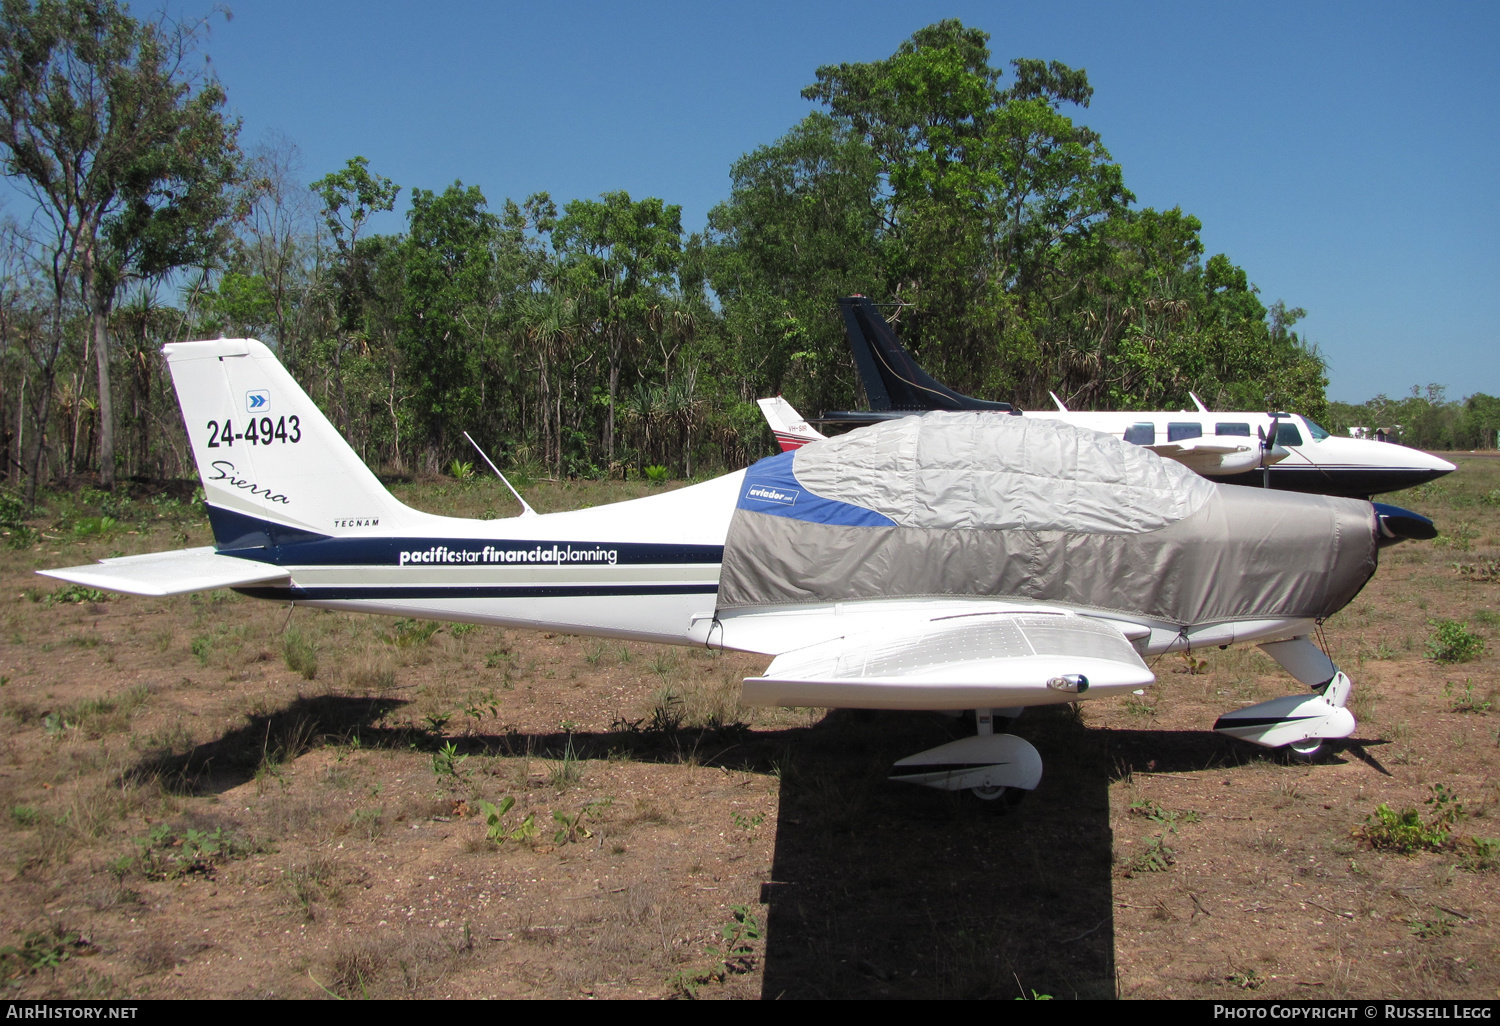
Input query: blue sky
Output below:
<box><xmin>159</xmin><ymin>3</ymin><xmax>1500</xmax><ymax>402</ymax></box>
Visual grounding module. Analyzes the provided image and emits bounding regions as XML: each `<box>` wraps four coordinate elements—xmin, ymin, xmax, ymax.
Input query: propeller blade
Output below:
<box><xmin>1372</xmin><ymin>503</ymin><xmax>1437</xmax><ymax>545</ymax></box>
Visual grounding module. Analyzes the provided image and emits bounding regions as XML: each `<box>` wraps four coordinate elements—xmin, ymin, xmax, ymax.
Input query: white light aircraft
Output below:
<box><xmin>43</xmin><ymin>338</ymin><xmax>1436</xmax><ymax>801</ymax></box>
<box><xmin>792</xmin><ymin>296</ymin><xmax>1455</xmax><ymax>499</ymax></box>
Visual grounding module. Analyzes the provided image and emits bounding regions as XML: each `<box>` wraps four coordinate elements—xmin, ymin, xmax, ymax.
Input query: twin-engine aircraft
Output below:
<box><xmin>43</xmin><ymin>338</ymin><xmax>1435</xmax><ymax>800</ymax></box>
<box><xmin>778</xmin><ymin>296</ymin><xmax>1455</xmax><ymax>499</ymax></box>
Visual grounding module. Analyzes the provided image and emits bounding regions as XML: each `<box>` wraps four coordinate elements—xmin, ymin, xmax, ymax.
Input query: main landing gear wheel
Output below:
<box><xmin>1287</xmin><ymin>737</ymin><xmax>1326</xmax><ymax>762</ymax></box>
<box><xmin>969</xmin><ymin>785</ymin><xmax>1027</xmax><ymax>806</ymax></box>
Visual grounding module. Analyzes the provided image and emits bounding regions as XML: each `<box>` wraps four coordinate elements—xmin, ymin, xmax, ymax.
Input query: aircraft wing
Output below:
<box><xmin>39</xmin><ymin>546</ymin><xmax>290</xmax><ymax>597</ymax></box>
<box><xmin>1147</xmin><ymin>439</ymin><xmax>1277</xmax><ymax>476</ymax></box>
<box><xmin>741</xmin><ymin>610</ymin><xmax>1154</xmax><ymax>710</ymax></box>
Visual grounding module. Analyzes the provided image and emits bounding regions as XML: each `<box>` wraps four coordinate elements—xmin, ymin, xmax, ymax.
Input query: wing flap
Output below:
<box><xmin>743</xmin><ymin>611</ymin><xmax>1154</xmax><ymax>710</ymax></box>
<box><xmin>39</xmin><ymin>547</ymin><xmax>290</xmax><ymax>597</ymax></box>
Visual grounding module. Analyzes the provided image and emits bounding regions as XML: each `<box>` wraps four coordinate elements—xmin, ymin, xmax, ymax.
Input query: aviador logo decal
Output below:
<box><xmin>745</xmin><ymin>484</ymin><xmax>798</xmax><ymax>505</ymax></box>
<box><xmin>246</xmin><ymin>390</ymin><xmax>269</xmax><ymax>412</ymax></box>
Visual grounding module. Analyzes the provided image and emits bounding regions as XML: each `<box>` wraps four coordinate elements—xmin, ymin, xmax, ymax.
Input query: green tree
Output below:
<box><xmin>398</xmin><ymin>181</ymin><xmax>502</xmax><ymax>456</ymax></box>
<box><xmin>553</xmin><ymin>192</ymin><xmax>682</xmax><ymax>462</ymax></box>
<box><xmin>0</xmin><ymin>0</ymin><xmax>241</xmax><ymax>492</ymax></box>
<box><xmin>310</xmin><ymin>156</ymin><xmax>399</xmax><ymax>433</ymax></box>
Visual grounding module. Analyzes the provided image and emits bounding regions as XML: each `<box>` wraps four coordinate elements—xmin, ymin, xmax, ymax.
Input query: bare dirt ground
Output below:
<box><xmin>0</xmin><ymin>455</ymin><xmax>1496</xmax><ymax>1000</ymax></box>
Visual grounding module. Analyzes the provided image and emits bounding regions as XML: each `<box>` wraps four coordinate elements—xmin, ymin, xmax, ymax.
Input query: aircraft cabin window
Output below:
<box><xmin>1276</xmin><ymin>423</ymin><xmax>1304</xmax><ymax>447</ymax></box>
<box><xmin>1167</xmin><ymin>422</ymin><xmax>1203</xmax><ymax>442</ymax></box>
<box><xmin>1216</xmin><ymin>422</ymin><xmax>1251</xmax><ymax>436</ymax></box>
<box><xmin>1303</xmin><ymin>419</ymin><xmax>1330</xmax><ymax>441</ymax></box>
<box><xmin>1123</xmin><ymin>423</ymin><xmax>1156</xmax><ymax>445</ymax></box>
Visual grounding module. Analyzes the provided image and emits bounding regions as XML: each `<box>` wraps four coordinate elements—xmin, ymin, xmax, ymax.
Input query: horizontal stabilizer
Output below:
<box><xmin>742</xmin><ymin>611</ymin><xmax>1153</xmax><ymax>710</ymax></box>
<box><xmin>39</xmin><ymin>547</ymin><xmax>290</xmax><ymax>597</ymax></box>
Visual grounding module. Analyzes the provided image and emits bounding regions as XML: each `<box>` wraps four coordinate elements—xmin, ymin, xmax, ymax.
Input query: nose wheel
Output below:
<box><xmin>1287</xmin><ymin>737</ymin><xmax>1326</xmax><ymax>762</ymax></box>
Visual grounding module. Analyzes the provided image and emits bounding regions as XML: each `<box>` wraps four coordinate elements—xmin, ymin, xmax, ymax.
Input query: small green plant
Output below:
<box><xmin>1357</xmin><ymin>785</ymin><xmax>1465</xmax><ymax>852</ymax></box>
<box><xmin>0</xmin><ymin>490</ymin><xmax>35</xmax><ymax>548</ymax></box>
<box><xmin>123</xmin><ymin>824</ymin><xmax>251</xmax><ymax>880</ymax></box>
<box><xmin>1434</xmin><ymin>521</ymin><xmax>1477</xmax><ymax>552</ymax></box>
<box><xmin>1129</xmin><ymin>799</ymin><xmax>1201</xmax><ymax>833</ymax></box>
<box><xmin>1454</xmin><ymin>557</ymin><xmax>1499</xmax><ymax>583</ymax></box>
<box><xmin>730</xmin><ymin>810</ymin><xmax>765</xmax><ymax>832</ymax></box>
<box><xmin>478</xmin><ymin>796</ymin><xmax>537</xmax><ymax>844</ymax></box>
<box><xmin>1426</xmin><ymin>619</ymin><xmax>1484</xmax><ymax>664</ymax></box>
<box><xmin>281</xmin><ymin>628</ymin><xmax>318</xmax><ymax>680</ymax></box>
<box><xmin>46</xmin><ymin>583</ymin><xmax>108</xmax><ymax>606</ymax></box>
<box><xmin>1407</xmin><ymin>911</ymin><xmax>1455</xmax><ymax>939</ymax></box>
<box><xmin>450</xmin><ymin>622</ymin><xmax>478</xmax><ymax>637</ymax></box>
<box><xmin>431</xmin><ymin>741</ymin><xmax>469</xmax><ymax>781</ymax></box>
<box><xmin>0</xmin><ymin>924</ymin><xmax>94</xmax><ymax>978</ymax></box>
<box><xmin>71</xmin><ymin>515</ymin><xmax>118</xmax><ymax>538</ymax></box>
<box><xmin>644</xmin><ymin>464</ymin><xmax>669</xmax><ymax>483</ymax></box>
<box><xmin>462</xmin><ymin>691</ymin><xmax>499</xmax><ymax>727</ymax></box>
<box><xmin>551</xmin><ymin>797</ymin><xmax>611</xmax><ymax>844</ymax></box>
<box><xmin>669</xmin><ymin>905</ymin><xmax>763</xmax><ymax>996</ymax></box>
<box><xmin>547</xmin><ymin>736</ymin><xmax>583</xmax><ymax>789</ymax></box>
<box><xmin>384</xmin><ymin>618</ymin><xmax>441</xmax><ymax>648</ymax></box>
<box><xmin>647</xmin><ymin>688</ymin><xmax>684</xmax><ymax>734</ymax></box>
<box><xmin>448</xmin><ymin>459</ymin><xmax>475</xmax><ymax>481</ymax></box>
<box><xmin>1227</xmin><ymin>967</ymin><xmax>1264</xmax><ymax>990</ymax></box>
<box><xmin>1425</xmin><ymin>783</ymin><xmax>1467</xmax><ymax>829</ymax></box>
<box><xmin>1459</xmin><ymin>836</ymin><xmax>1500</xmax><ymax>872</ymax></box>
<box><xmin>1121</xmin><ymin>833</ymin><xmax>1175</xmax><ymax>876</ymax></box>
<box><xmin>9</xmin><ymin>805</ymin><xmax>38</xmax><ymax>827</ymax></box>
<box><xmin>709</xmin><ymin>904</ymin><xmax>761</xmax><ymax>968</ymax></box>
<box><xmin>1445</xmin><ymin>679</ymin><xmax>1492</xmax><ymax>714</ymax></box>
<box><xmin>189</xmin><ymin>635</ymin><xmax>213</xmax><ymax>666</ymax></box>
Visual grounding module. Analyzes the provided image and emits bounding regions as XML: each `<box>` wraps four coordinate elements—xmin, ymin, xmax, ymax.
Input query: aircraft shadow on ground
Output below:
<box><xmin>756</xmin><ymin>705</ymin><xmax>1118</xmax><ymax>1000</ymax></box>
<box><xmin>127</xmin><ymin>693</ymin><xmax>1370</xmax><ymax>999</ymax></box>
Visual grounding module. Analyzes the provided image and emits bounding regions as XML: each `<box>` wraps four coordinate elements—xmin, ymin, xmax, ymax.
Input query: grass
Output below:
<box><xmin>281</xmin><ymin>628</ymin><xmax>318</xmax><ymax>680</ymax></box>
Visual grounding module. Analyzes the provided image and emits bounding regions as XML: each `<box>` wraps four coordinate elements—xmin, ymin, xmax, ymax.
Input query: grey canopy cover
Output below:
<box><xmin>717</xmin><ymin>413</ymin><xmax>1377</xmax><ymax>626</ymax></box>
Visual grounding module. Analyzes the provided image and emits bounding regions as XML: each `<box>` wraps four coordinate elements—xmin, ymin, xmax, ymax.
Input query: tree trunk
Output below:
<box><xmin>607</xmin><ymin>331</ymin><xmax>619</xmax><ymax>463</ymax></box>
<box><xmin>81</xmin><ymin>247</ymin><xmax>116</xmax><ymax>489</ymax></box>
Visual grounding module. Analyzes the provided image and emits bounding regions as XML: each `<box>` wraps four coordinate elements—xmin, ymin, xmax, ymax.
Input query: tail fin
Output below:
<box><xmin>757</xmin><ymin>396</ymin><xmax>825</xmax><ymax>451</ymax></box>
<box><xmin>836</xmin><ymin>296</ymin><xmax>1014</xmax><ymax>413</ymax></box>
<box><xmin>164</xmin><ymin>338</ymin><xmax>418</xmax><ymax>544</ymax></box>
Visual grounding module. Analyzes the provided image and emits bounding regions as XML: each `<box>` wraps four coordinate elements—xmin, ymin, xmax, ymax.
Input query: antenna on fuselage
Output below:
<box><xmin>1048</xmin><ymin>391</ymin><xmax>1070</xmax><ymax>413</ymax></box>
<box><xmin>464</xmin><ymin>431</ymin><xmax>537</xmax><ymax>517</ymax></box>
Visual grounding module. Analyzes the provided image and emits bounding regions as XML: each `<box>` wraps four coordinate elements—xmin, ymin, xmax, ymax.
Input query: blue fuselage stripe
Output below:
<box><xmin>236</xmin><ymin>583</ymin><xmax>720</xmax><ymax>601</ymax></box>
